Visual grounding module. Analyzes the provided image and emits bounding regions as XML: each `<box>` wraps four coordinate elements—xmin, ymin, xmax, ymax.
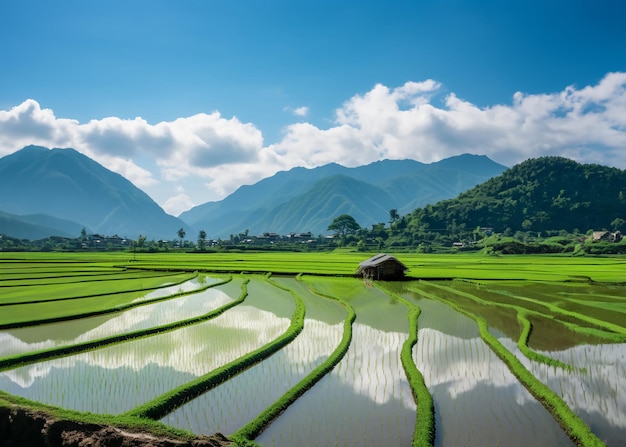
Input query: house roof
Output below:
<box><xmin>358</xmin><ymin>253</ymin><xmax>407</xmax><ymax>270</ymax></box>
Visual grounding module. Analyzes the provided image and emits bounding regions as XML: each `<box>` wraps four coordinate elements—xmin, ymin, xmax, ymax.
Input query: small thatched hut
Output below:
<box><xmin>355</xmin><ymin>253</ymin><xmax>407</xmax><ymax>280</ymax></box>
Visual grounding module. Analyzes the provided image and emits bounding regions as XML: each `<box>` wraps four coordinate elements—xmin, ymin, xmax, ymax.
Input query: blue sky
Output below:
<box><xmin>1</xmin><ymin>0</ymin><xmax>626</xmax><ymax>215</ymax></box>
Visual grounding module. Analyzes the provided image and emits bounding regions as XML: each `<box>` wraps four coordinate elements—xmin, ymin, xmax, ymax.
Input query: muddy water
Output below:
<box><xmin>409</xmin><ymin>295</ymin><xmax>573</xmax><ymax>447</ymax></box>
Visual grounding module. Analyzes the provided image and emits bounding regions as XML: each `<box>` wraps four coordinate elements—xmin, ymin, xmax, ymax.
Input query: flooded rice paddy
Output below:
<box><xmin>1</xmin><ymin>267</ymin><xmax>624</xmax><ymax>446</ymax></box>
<box><xmin>0</xmin><ymin>277</ymin><xmax>237</xmax><ymax>358</ymax></box>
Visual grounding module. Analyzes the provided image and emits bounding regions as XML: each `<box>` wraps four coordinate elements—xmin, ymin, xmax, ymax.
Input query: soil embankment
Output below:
<box><xmin>0</xmin><ymin>406</ymin><xmax>231</xmax><ymax>447</ymax></box>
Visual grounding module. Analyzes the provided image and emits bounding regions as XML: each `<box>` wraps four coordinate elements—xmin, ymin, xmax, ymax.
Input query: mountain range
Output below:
<box><xmin>0</xmin><ymin>145</ymin><xmax>507</xmax><ymax>241</ymax></box>
<box><xmin>179</xmin><ymin>155</ymin><xmax>507</xmax><ymax>238</ymax></box>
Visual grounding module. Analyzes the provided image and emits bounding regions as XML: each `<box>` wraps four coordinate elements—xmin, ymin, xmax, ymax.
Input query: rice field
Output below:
<box><xmin>0</xmin><ymin>276</ymin><xmax>235</xmax><ymax>358</ymax></box>
<box><xmin>162</xmin><ymin>277</ymin><xmax>345</xmax><ymax>436</ymax></box>
<box><xmin>1</xmin><ymin>252</ymin><xmax>625</xmax><ymax>447</ymax></box>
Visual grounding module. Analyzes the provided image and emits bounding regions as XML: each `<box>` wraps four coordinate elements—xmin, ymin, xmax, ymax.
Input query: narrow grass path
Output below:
<box><xmin>0</xmin><ymin>270</ymin><xmax>182</xmax><ymax>288</ymax></box>
<box><xmin>0</xmin><ymin>277</ymin><xmax>236</xmax><ymax>371</ymax></box>
<box><xmin>0</xmin><ymin>272</ymin><xmax>196</xmax><ymax>307</ymax></box>
<box><xmin>490</xmin><ymin>288</ymin><xmax>626</xmax><ymax>336</ymax></box>
<box><xmin>229</xmin><ymin>274</ymin><xmax>356</xmax><ymax>446</ymax></box>
<box><xmin>419</xmin><ymin>281</ymin><xmax>581</xmax><ymax>371</ymax></box>
<box><xmin>377</xmin><ymin>283</ymin><xmax>435</xmax><ymax>447</ymax></box>
<box><xmin>412</xmin><ymin>284</ymin><xmax>605</xmax><ymax>447</ymax></box>
<box><xmin>124</xmin><ymin>274</ymin><xmax>306</xmax><ymax>421</ymax></box>
<box><xmin>0</xmin><ymin>274</ymin><xmax>214</xmax><ymax>330</ymax></box>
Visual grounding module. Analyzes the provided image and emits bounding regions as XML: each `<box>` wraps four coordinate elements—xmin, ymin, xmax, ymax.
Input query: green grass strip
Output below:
<box><xmin>491</xmin><ymin>288</ymin><xmax>626</xmax><ymax>336</ymax></box>
<box><xmin>412</xmin><ymin>285</ymin><xmax>605</xmax><ymax>447</ymax></box>
<box><xmin>124</xmin><ymin>275</ymin><xmax>306</xmax><ymax>421</ymax></box>
<box><xmin>0</xmin><ymin>273</ymin><xmax>209</xmax><ymax>330</ymax></box>
<box><xmin>459</xmin><ymin>283</ymin><xmax>626</xmax><ymax>342</ymax></box>
<box><xmin>230</xmin><ymin>275</ymin><xmax>355</xmax><ymax>444</ymax></box>
<box><xmin>516</xmin><ymin>311</ymin><xmax>580</xmax><ymax>372</ymax></box>
<box><xmin>377</xmin><ymin>284</ymin><xmax>435</xmax><ymax>447</ymax></box>
<box><xmin>0</xmin><ymin>277</ymin><xmax>235</xmax><ymax>371</ymax></box>
<box><xmin>0</xmin><ymin>269</ymin><xmax>182</xmax><ymax>288</ymax></box>
<box><xmin>420</xmin><ymin>281</ymin><xmax>581</xmax><ymax>371</ymax></box>
<box><xmin>0</xmin><ymin>272</ymin><xmax>196</xmax><ymax>307</ymax></box>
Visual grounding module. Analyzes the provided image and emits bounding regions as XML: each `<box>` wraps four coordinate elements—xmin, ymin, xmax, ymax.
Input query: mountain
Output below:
<box><xmin>0</xmin><ymin>211</ymin><xmax>85</xmax><ymax>240</ymax></box>
<box><xmin>180</xmin><ymin>154</ymin><xmax>507</xmax><ymax>237</ymax></box>
<box><xmin>405</xmin><ymin>156</ymin><xmax>626</xmax><ymax>234</ymax></box>
<box><xmin>0</xmin><ymin>146</ymin><xmax>188</xmax><ymax>240</ymax></box>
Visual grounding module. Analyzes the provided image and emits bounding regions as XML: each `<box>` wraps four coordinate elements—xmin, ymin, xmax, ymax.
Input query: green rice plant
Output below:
<box><xmin>0</xmin><ymin>277</ymin><xmax>236</xmax><ymax>371</ymax></box>
<box><xmin>419</xmin><ymin>281</ymin><xmax>594</xmax><ymax>371</ymax></box>
<box><xmin>516</xmin><ymin>312</ymin><xmax>580</xmax><ymax>372</ymax></box>
<box><xmin>0</xmin><ymin>276</ymin><xmax>237</xmax><ymax>358</ymax></box>
<box><xmin>400</xmin><ymin>305</ymin><xmax>434</xmax><ymax>447</ymax></box>
<box><xmin>376</xmin><ymin>283</ymin><xmax>434</xmax><ymax>447</ymax></box>
<box><xmin>0</xmin><ymin>275</ymin><xmax>214</xmax><ymax>330</ymax></box>
<box><xmin>0</xmin><ymin>272</ymin><xmax>196</xmax><ymax>307</ymax></box>
<box><xmin>230</xmin><ymin>277</ymin><xmax>355</xmax><ymax>444</ymax></box>
<box><xmin>490</xmin><ymin>287</ymin><xmax>626</xmax><ymax>337</ymax></box>
<box><xmin>124</xmin><ymin>276</ymin><xmax>306</xmax><ymax>420</ymax></box>
<box><xmin>413</xmin><ymin>286</ymin><xmax>605</xmax><ymax>447</ymax></box>
<box><xmin>0</xmin><ymin>269</ymin><xmax>183</xmax><ymax>289</ymax></box>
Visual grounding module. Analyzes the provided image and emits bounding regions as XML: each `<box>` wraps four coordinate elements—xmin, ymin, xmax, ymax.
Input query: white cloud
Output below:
<box><xmin>293</xmin><ymin>106</ymin><xmax>309</xmax><ymax>117</ymax></box>
<box><xmin>163</xmin><ymin>193</ymin><xmax>195</xmax><ymax>216</ymax></box>
<box><xmin>1</xmin><ymin>72</ymin><xmax>626</xmax><ymax>212</ymax></box>
<box><xmin>98</xmin><ymin>155</ymin><xmax>157</xmax><ymax>188</ymax></box>
<box><xmin>284</xmin><ymin>106</ymin><xmax>310</xmax><ymax>117</ymax></box>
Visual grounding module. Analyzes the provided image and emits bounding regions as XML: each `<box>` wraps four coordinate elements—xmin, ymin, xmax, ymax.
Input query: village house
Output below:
<box><xmin>592</xmin><ymin>230</ymin><xmax>622</xmax><ymax>242</ymax></box>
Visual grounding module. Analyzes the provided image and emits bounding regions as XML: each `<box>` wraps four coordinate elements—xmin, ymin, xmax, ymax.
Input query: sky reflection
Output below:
<box><xmin>0</xmin><ymin>279</ymin><xmax>238</xmax><ymax>358</ymax></box>
<box><xmin>500</xmin><ymin>337</ymin><xmax>626</xmax><ymax>446</ymax></box>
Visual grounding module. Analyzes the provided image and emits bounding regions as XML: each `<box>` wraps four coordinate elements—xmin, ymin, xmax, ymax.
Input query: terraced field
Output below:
<box><xmin>1</xmin><ymin>252</ymin><xmax>625</xmax><ymax>446</ymax></box>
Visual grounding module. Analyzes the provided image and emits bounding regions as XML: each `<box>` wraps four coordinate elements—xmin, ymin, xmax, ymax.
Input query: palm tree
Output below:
<box><xmin>177</xmin><ymin>228</ymin><xmax>186</xmax><ymax>248</ymax></box>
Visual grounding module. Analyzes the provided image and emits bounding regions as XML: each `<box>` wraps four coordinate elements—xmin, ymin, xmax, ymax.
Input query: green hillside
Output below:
<box><xmin>404</xmin><ymin>156</ymin><xmax>626</xmax><ymax>237</ymax></box>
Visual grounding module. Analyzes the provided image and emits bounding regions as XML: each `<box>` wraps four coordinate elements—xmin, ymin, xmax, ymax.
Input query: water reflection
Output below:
<box><xmin>0</xmin><ymin>304</ymin><xmax>291</xmax><ymax>414</ymax></box>
<box><xmin>257</xmin><ymin>322</ymin><xmax>416</xmax><ymax>447</ymax></box>
<box><xmin>500</xmin><ymin>337</ymin><xmax>626</xmax><ymax>446</ymax></box>
<box><xmin>164</xmin><ymin>277</ymin><xmax>347</xmax><ymax>437</ymax></box>
<box><xmin>163</xmin><ymin>318</ymin><xmax>344</xmax><ymax>436</ymax></box>
<box><xmin>413</xmin><ymin>298</ymin><xmax>573</xmax><ymax>447</ymax></box>
<box><xmin>0</xmin><ymin>278</ymin><xmax>239</xmax><ymax>358</ymax></box>
<box><xmin>131</xmin><ymin>276</ymin><xmax>221</xmax><ymax>302</ymax></box>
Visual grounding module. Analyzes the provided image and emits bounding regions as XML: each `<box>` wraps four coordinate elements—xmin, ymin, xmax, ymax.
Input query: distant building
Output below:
<box><xmin>85</xmin><ymin>234</ymin><xmax>130</xmax><ymax>248</ymax></box>
<box><xmin>355</xmin><ymin>253</ymin><xmax>408</xmax><ymax>280</ymax></box>
<box><xmin>592</xmin><ymin>231</ymin><xmax>622</xmax><ymax>242</ymax></box>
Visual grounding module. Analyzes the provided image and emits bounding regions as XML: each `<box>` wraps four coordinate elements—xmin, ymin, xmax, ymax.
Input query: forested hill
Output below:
<box><xmin>405</xmin><ymin>156</ymin><xmax>626</xmax><ymax>235</ymax></box>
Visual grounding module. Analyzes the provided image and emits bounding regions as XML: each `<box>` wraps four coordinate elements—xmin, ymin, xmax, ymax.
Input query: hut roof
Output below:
<box><xmin>356</xmin><ymin>253</ymin><xmax>408</xmax><ymax>272</ymax></box>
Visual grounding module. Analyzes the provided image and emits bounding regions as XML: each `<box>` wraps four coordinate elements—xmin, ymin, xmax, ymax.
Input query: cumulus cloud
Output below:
<box><xmin>1</xmin><ymin>72</ymin><xmax>626</xmax><ymax>212</ymax></box>
<box><xmin>163</xmin><ymin>192</ymin><xmax>195</xmax><ymax>216</ymax></box>
<box><xmin>264</xmin><ymin>73</ymin><xmax>626</xmax><ymax>172</ymax></box>
<box><xmin>0</xmin><ymin>100</ymin><xmax>77</xmax><ymax>150</ymax></box>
